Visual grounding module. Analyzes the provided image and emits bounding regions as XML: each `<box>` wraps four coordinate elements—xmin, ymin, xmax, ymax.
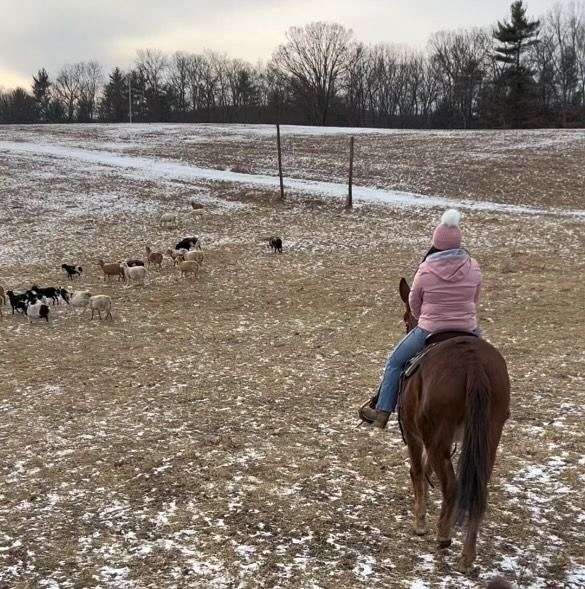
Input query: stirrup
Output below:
<box><xmin>358</xmin><ymin>397</ymin><xmax>378</xmax><ymax>424</ymax></box>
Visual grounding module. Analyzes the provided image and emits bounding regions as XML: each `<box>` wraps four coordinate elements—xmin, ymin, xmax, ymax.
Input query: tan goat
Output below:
<box><xmin>167</xmin><ymin>248</ymin><xmax>186</xmax><ymax>266</ymax></box>
<box><xmin>178</xmin><ymin>260</ymin><xmax>199</xmax><ymax>278</ymax></box>
<box><xmin>184</xmin><ymin>250</ymin><xmax>204</xmax><ymax>265</ymax></box>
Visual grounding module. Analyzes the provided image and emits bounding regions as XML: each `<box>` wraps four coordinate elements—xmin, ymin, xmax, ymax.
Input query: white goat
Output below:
<box><xmin>122</xmin><ymin>262</ymin><xmax>146</xmax><ymax>286</ymax></box>
<box><xmin>88</xmin><ymin>295</ymin><xmax>113</xmax><ymax>320</ymax></box>
<box><xmin>160</xmin><ymin>212</ymin><xmax>178</xmax><ymax>228</ymax></box>
<box><xmin>71</xmin><ymin>291</ymin><xmax>92</xmax><ymax>313</ymax></box>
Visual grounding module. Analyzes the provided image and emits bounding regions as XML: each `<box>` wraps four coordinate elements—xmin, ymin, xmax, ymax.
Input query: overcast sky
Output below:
<box><xmin>0</xmin><ymin>0</ymin><xmax>557</xmax><ymax>89</ymax></box>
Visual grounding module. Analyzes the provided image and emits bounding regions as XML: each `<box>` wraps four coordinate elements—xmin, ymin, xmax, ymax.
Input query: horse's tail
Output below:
<box><xmin>456</xmin><ymin>359</ymin><xmax>491</xmax><ymax>527</ymax></box>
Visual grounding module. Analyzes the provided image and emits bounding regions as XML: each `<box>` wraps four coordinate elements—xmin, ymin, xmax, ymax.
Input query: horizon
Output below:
<box><xmin>0</xmin><ymin>0</ymin><xmax>556</xmax><ymax>90</ymax></box>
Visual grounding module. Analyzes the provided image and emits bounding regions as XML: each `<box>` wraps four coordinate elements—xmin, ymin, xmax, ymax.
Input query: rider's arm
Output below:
<box><xmin>474</xmin><ymin>263</ymin><xmax>482</xmax><ymax>305</ymax></box>
<box><xmin>409</xmin><ymin>270</ymin><xmax>424</xmax><ymax>319</ymax></box>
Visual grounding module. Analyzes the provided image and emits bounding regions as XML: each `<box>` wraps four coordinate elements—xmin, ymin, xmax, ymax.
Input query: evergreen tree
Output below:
<box><xmin>47</xmin><ymin>98</ymin><xmax>66</xmax><ymax>123</ymax></box>
<box><xmin>98</xmin><ymin>68</ymin><xmax>128</xmax><ymax>122</ymax></box>
<box><xmin>494</xmin><ymin>2</ymin><xmax>540</xmax><ymax>69</ymax></box>
<box><xmin>0</xmin><ymin>88</ymin><xmax>37</xmax><ymax>123</ymax></box>
<box><xmin>128</xmin><ymin>70</ymin><xmax>147</xmax><ymax>122</ymax></box>
<box><xmin>32</xmin><ymin>68</ymin><xmax>51</xmax><ymax>122</ymax></box>
<box><xmin>493</xmin><ymin>1</ymin><xmax>541</xmax><ymax>127</ymax></box>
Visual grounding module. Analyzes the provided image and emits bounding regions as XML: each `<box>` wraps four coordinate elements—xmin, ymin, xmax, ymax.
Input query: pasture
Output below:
<box><xmin>0</xmin><ymin>124</ymin><xmax>584</xmax><ymax>588</ymax></box>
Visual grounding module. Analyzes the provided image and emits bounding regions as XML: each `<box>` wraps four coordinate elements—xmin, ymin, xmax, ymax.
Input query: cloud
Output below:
<box><xmin>0</xmin><ymin>0</ymin><xmax>555</xmax><ymax>89</ymax></box>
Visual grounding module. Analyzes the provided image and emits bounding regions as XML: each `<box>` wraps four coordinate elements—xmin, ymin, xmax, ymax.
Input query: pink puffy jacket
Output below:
<box><xmin>408</xmin><ymin>249</ymin><xmax>481</xmax><ymax>333</ymax></box>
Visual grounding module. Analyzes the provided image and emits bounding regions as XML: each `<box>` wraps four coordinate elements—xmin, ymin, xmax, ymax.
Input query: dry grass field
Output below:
<box><xmin>0</xmin><ymin>124</ymin><xmax>584</xmax><ymax>588</ymax></box>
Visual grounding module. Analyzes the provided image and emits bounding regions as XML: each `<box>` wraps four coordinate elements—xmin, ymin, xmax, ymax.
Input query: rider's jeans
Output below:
<box><xmin>375</xmin><ymin>327</ymin><xmax>430</xmax><ymax>413</ymax></box>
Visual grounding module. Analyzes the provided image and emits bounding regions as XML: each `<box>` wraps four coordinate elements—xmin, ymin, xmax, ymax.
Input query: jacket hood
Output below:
<box><xmin>423</xmin><ymin>249</ymin><xmax>472</xmax><ymax>282</ymax></box>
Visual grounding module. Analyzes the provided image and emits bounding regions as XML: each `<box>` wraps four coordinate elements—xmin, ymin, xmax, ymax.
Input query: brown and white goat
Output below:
<box><xmin>145</xmin><ymin>246</ymin><xmax>164</xmax><ymax>269</ymax></box>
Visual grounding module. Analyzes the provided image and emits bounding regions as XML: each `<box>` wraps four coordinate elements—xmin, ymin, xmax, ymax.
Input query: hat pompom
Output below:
<box><xmin>441</xmin><ymin>209</ymin><xmax>461</xmax><ymax>227</ymax></box>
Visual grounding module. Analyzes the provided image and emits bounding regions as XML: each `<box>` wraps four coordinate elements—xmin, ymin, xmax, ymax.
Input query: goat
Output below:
<box><xmin>88</xmin><ymin>295</ymin><xmax>113</xmax><ymax>320</ymax></box>
<box><xmin>27</xmin><ymin>299</ymin><xmax>50</xmax><ymax>323</ymax></box>
<box><xmin>184</xmin><ymin>250</ymin><xmax>204</xmax><ymax>265</ymax></box>
<box><xmin>160</xmin><ymin>213</ymin><xmax>178</xmax><ymax>228</ymax></box>
<box><xmin>121</xmin><ymin>262</ymin><xmax>146</xmax><ymax>286</ymax></box>
<box><xmin>145</xmin><ymin>246</ymin><xmax>164</xmax><ymax>269</ymax></box>
<box><xmin>59</xmin><ymin>288</ymin><xmax>71</xmax><ymax>304</ymax></box>
<box><xmin>166</xmin><ymin>248</ymin><xmax>186</xmax><ymax>266</ymax></box>
<box><xmin>178</xmin><ymin>260</ymin><xmax>199</xmax><ymax>278</ymax></box>
<box><xmin>190</xmin><ymin>197</ymin><xmax>205</xmax><ymax>210</ymax></box>
<box><xmin>6</xmin><ymin>291</ymin><xmax>28</xmax><ymax>315</ymax></box>
<box><xmin>71</xmin><ymin>291</ymin><xmax>92</xmax><ymax>314</ymax></box>
<box><xmin>98</xmin><ymin>260</ymin><xmax>125</xmax><ymax>282</ymax></box>
<box><xmin>126</xmin><ymin>259</ymin><xmax>145</xmax><ymax>267</ymax></box>
<box><xmin>267</xmin><ymin>236</ymin><xmax>283</xmax><ymax>253</ymax></box>
<box><xmin>30</xmin><ymin>285</ymin><xmax>64</xmax><ymax>306</ymax></box>
<box><xmin>175</xmin><ymin>236</ymin><xmax>200</xmax><ymax>251</ymax></box>
<box><xmin>62</xmin><ymin>264</ymin><xmax>82</xmax><ymax>280</ymax></box>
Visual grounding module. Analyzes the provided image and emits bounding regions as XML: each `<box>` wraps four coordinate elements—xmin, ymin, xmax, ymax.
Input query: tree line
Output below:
<box><xmin>2</xmin><ymin>1</ymin><xmax>585</xmax><ymax>129</ymax></box>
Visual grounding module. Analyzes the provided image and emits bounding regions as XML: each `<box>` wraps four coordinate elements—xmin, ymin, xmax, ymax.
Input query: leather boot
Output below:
<box><xmin>360</xmin><ymin>405</ymin><xmax>378</xmax><ymax>423</ymax></box>
<box><xmin>374</xmin><ymin>410</ymin><xmax>391</xmax><ymax>429</ymax></box>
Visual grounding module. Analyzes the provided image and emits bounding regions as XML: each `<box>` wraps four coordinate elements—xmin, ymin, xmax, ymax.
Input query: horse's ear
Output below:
<box><xmin>399</xmin><ymin>278</ymin><xmax>410</xmax><ymax>304</ymax></box>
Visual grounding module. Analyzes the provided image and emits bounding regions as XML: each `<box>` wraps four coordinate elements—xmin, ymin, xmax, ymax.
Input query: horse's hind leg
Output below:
<box><xmin>427</xmin><ymin>441</ymin><xmax>457</xmax><ymax>548</ymax></box>
<box><xmin>460</xmin><ymin>517</ymin><xmax>481</xmax><ymax>570</ymax></box>
<box><xmin>406</xmin><ymin>434</ymin><xmax>428</xmax><ymax>535</ymax></box>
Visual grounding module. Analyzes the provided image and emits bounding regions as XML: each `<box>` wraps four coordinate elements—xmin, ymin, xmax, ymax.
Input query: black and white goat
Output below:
<box><xmin>30</xmin><ymin>285</ymin><xmax>70</xmax><ymax>305</ymax></box>
<box><xmin>27</xmin><ymin>298</ymin><xmax>50</xmax><ymax>323</ymax></box>
<box><xmin>62</xmin><ymin>264</ymin><xmax>83</xmax><ymax>280</ymax></box>
<box><xmin>6</xmin><ymin>291</ymin><xmax>28</xmax><ymax>315</ymax></box>
<box><xmin>175</xmin><ymin>236</ymin><xmax>200</xmax><ymax>251</ymax></box>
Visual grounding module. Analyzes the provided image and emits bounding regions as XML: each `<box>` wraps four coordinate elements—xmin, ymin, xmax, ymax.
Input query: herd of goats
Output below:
<box><xmin>0</xmin><ymin>234</ymin><xmax>285</xmax><ymax>323</ymax></box>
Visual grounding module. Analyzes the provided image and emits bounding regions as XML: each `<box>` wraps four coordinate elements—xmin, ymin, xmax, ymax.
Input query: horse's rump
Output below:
<box><xmin>404</xmin><ymin>337</ymin><xmax>509</xmax><ymax>419</ymax></box>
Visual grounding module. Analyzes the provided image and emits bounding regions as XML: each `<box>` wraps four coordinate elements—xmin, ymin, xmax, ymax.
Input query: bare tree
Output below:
<box><xmin>273</xmin><ymin>22</ymin><xmax>353</xmax><ymax>124</ymax></box>
<box><xmin>168</xmin><ymin>52</ymin><xmax>191</xmax><ymax>116</ymax></box>
<box><xmin>430</xmin><ymin>29</ymin><xmax>490</xmax><ymax>128</ymax></box>
<box><xmin>185</xmin><ymin>54</ymin><xmax>212</xmax><ymax>116</ymax></box>
<box><xmin>55</xmin><ymin>63</ymin><xmax>84</xmax><ymax>121</ymax></box>
<box><xmin>542</xmin><ymin>3</ymin><xmax>583</xmax><ymax>122</ymax></box>
<box><xmin>136</xmin><ymin>49</ymin><xmax>168</xmax><ymax>94</ymax></box>
<box><xmin>78</xmin><ymin>61</ymin><xmax>103</xmax><ymax>121</ymax></box>
<box><xmin>135</xmin><ymin>49</ymin><xmax>169</xmax><ymax>120</ymax></box>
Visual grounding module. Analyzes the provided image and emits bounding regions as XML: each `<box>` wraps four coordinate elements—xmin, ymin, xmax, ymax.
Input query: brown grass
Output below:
<box><xmin>0</xmin><ymin>125</ymin><xmax>584</xmax><ymax>588</ymax></box>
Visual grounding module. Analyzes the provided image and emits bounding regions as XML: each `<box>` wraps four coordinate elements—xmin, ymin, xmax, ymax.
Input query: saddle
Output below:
<box><xmin>404</xmin><ymin>331</ymin><xmax>478</xmax><ymax>378</ymax></box>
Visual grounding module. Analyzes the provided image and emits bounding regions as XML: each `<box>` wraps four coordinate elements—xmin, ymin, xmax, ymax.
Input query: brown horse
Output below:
<box><xmin>398</xmin><ymin>277</ymin><xmax>510</xmax><ymax>570</ymax></box>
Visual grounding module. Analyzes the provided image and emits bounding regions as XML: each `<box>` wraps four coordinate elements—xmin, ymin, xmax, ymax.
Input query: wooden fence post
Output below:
<box><xmin>346</xmin><ymin>136</ymin><xmax>354</xmax><ymax>209</ymax></box>
<box><xmin>276</xmin><ymin>123</ymin><xmax>285</xmax><ymax>202</ymax></box>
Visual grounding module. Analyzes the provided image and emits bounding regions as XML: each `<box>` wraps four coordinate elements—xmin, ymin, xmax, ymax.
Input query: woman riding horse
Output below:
<box><xmin>362</xmin><ymin>208</ymin><xmax>481</xmax><ymax>429</ymax></box>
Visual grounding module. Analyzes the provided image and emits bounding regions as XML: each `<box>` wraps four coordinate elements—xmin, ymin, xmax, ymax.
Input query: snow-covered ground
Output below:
<box><xmin>1</xmin><ymin>138</ymin><xmax>585</xmax><ymax>218</ymax></box>
<box><xmin>0</xmin><ymin>124</ymin><xmax>584</xmax><ymax>588</ymax></box>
